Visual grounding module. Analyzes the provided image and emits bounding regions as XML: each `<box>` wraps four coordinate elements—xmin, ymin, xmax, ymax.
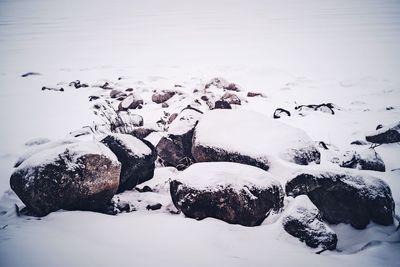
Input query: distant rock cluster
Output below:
<box><xmin>10</xmin><ymin>76</ymin><xmax>398</xmax><ymax>252</ymax></box>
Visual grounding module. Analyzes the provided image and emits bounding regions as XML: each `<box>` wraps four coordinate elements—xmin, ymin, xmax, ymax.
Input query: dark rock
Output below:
<box><xmin>100</xmin><ymin>82</ymin><xmax>113</xmax><ymax>90</ymax></box>
<box><xmin>351</xmin><ymin>140</ymin><xmax>369</xmax><ymax>145</ymax></box>
<box><xmin>273</xmin><ymin>108</ymin><xmax>291</xmax><ymax>119</ymax></box>
<box><xmin>131</xmin><ymin>127</ymin><xmax>156</xmax><ymax>139</ymax></box>
<box><xmin>295</xmin><ymin>103</ymin><xmax>337</xmax><ymax>115</ymax></box>
<box><xmin>89</xmin><ymin>95</ymin><xmax>100</xmax><ymax>101</ymax></box>
<box><xmin>21</xmin><ymin>72</ymin><xmax>41</xmax><ymax>77</ymax></box>
<box><xmin>285</xmin><ymin>172</ymin><xmax>395</xmax><ymax>229</ymax></box>
<box><xmin>366</xmin><ymin>122</ymin><xmax>400</xmax><ymax>144</ymax></box>
<box><xmin>247</xmin><ymin>92</ymin><xmax>264</xmax><ymax>97</ymax></box>
<box><xmin>152</xmin><ymin>90</ymin><xmax>176</xmax><ymax>104</ymax></box>
<box><xmin>101</xmin><ymin>134</ymin><xmax>156</xmax><ymax>192</ymax></box>
<box><xmin>41</xmin><ymin>86</ymin><xmax>64</xmax><ymax>92</ymax></box>
<box><xmin>170</xmin><ymin>162</ymin><xmax>284</xmax><ymax>226</ymax></box>
<box><xmin>200</xmin><ymin>95</ymin><xmax>209</xmax><ymax>101</ymax></box>
<box><xmin>136</xmin><ymin>185</ymin><xmax>153</xmax><ymax>193</ymax></box>
<box><xmin>156</xmin><ymin>107</ymin><xmax>202</xmax><ymax>170</ymax></box>
<box><xmin>10</xmin><ymin>141</ymin><xmax>121</xmax><ymax>216</ymax></box>
<box><xmin>118</xmin><ymin>94</ymin><xmax>144</xmax><ymax>111</ymax></box>
<box><xmin>69</xmin><ymin>80</ymin><xmax>88</xmax><ymax>89</ymax></box>
<box><xmin>318</xmin><ymin>141</ymin><xmax>329</xmax><ymax>150</ymax></box>
<box><xmin>214</xmin><ymin>100</ymin><xmax>232</xmax><ymax>109</ymax></box>
<box><xmin>221</xmin><ymin>92</ymin><xmax>241</xmax><ymax>105</ymax></box>
<box><xmin>110</xmin><ymin>89</ymin><xmax>127</xmax><ymax>99</ymax></box>
<box><xmin>340</xmin><ymin>149</ymin><xmax>385</xmax><ymax>172</ymax></box>
<box><xmin>162</xmin><ymin>103</ymin><xmax>169</xmax><ymax>108</ymax></box>
<box><xmin>223</xmin><ymin>83</ymin><xmax>240</xmax><ymax>92</ymax></box>
<box><xmin>126</xmin><ymin>88</ymin><xmax>134</xmax><ymax>92</ymax></box>
<box><xmin>282</xmin><ymin>196</ymin><xmax>337</xmax><ymax>250</ymax></box>
<box><xmin>146</xmin><ymin>203</ymin><xmax>162</xmax><ymax>210</ymax></box>
<box><xmin>167</xmin><ymin>113</ymin><xmax>178</xmax><ymax>124</ymax></box>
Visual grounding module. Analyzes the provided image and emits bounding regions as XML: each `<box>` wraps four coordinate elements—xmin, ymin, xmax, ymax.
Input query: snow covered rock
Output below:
<box><xmin>282</xmin><ymin>196</ymin><xmax>337</xmax><ymax>250</ymax></box>
<box><xmin>214</xmin><ymin>100</ymin><xmax>232</xmax><ymax>109</ymax></box>
<box><xmin>156</xmin><ymin>106</ymin><xmax>202</xmax><ymax>169</ymax></box>
<box><xmin>273</xmin><ymin>108</ymin><xmax>291</xmax><ymax>119</ymax></box>
<box><xmin>118</xmin><ymin>93</ymin><xmax>143</xmax><ymax>111</ymax></box>
<box><xmin>221</xmin><ymin>92</ymin><xmax>241</xmax><ymax>105</ymax></box>
<box><xmin>192</xmin><ymin>109</ymin><xmax>320</xmax><ymax>171</ymax></box>
<box><xmin>295</xmin><ymin>103</ymin><xmax>337</xmax><ymax>115</ymax></box>
<box><xmin>338</xmin><ymin>149</ymin><xmax>385</xmax><ymax>172</ymax></box>
<box><xmin>205</xmin><ymin>77</ymin><xmax>241</xmax><ymax>92</ymax></box>
<box><xmin>152</xmin><ymin>90</ymin><xmax>176</xmax><ymax>104</ymax></box>
<box><xmin>366</xmin><ymin>121</ymin><xmax>400</xmax><ymax>144</ymax></box>
<box><xmin>110</xmin><ymin>89</ymin><xmax>127</xmax><ymax>99</ymax></box>
<box><xmin>285</xmin><ymin>171</ymin><xmax>395</xmax><ymax>229</ymax></box>
<box><xmin>170</xmin><ymin>162</ymin><xmax>284</xmax><ymax>226</ymax></box>
<box><xmin>10</xmin><ymin>141</ymin><xmax>121</xmax><ymax>216</ymax></box>
<box><xmin>101</xmin><ymin>134</ymin><xmax>156</xmax><ymax>192</ymax></box>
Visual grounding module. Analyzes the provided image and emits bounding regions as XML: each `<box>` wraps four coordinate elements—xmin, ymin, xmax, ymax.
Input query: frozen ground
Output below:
<box><xmin>0</xmin><ymin>0</ymin><xmax>400</xmax><ymax>266</ymax></box>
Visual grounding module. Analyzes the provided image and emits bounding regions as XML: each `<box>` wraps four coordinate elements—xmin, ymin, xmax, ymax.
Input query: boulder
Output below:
<box><xmin>282</xmin><ymin>196</ymin><xmax>337</xmax><ymax>250</ymax></box>
<box><xmin>10</xmin><ymin>141</ymin><xmax>121</xmax><ymax>216</ymax></box>
<box><xmin>101</xmin><ymin>134</ymin><xmax>157</xmax><ymax>192</ymax></box>
<box><xmin>339</xmin><ymin>149</ymin><xmax>385</xmax><ymax>172</ymax></box>
<box><xmin>152</xmin><ymin>90</ymin><xmax>176</xmax><ymax>104</ymax></box>
<box><xmin>156</xmin><ymin>107</ymin><xmax>202</xmax><ymax>170</ymax></box>
<box><xmin>192</xmin><ymin>110</ymin><xmax>320</xmax><ymax>171</ymax></box>
<box><xmin>221</xmin><ymin>92</ymin><xmax>241</xmax><ymax>105</ymax></box>
<box><xmin>366</xmin><ymin>122</ymin><xmax>400</xmax><ymax>144</ymax></box>
<box><xmin>170</xmin><ymin>162</ymin><xmax>284</xmax><ymax>226</ymax></box>
<box><xmin>285</xmin><ymin>171</ymin><xmax>395</xmax><ymax>229</ymax></box>
<box><xmin>118</xmin><ymin>93</ymin><xmax>143</xmax><ymax>111</ymax></box>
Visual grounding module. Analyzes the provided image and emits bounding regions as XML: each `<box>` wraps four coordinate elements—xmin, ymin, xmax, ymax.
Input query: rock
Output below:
<box><xmin>192</xmin><ymin>110</ymin><xmax>320</xmax><ymax>170</ymax></box>
<box><xmin>152</xmin><ymin>90</ymin><xmax>176</xmax><ymax>104</ymax></box>
<box><xmin>100</xmin><ymin>82</ymin><xmax>113</xmax><ymax>90</ymax></box>
<box><xmin>21</xmin><ymin>72</ymin><xmax>41</xmax><ymax>77</ymax></box>
<box><xmin>214</xmin><ymin>100</ymin><xmax>232</xmax><ymax>109</ymax></box>
<box><xmin>146</xmin><ymin>203</ymin><xmax>162</xmax><ymax>210</ymax></box>
<box><xmin>167</xmin><ymin>113</ymin><xmax>178</xmax><ymax>124</ymax></box>
<box><xmin>285</xmin><ymin>171</ymin><xmax>395</xmax><ymax>229</ymax></box>
<box><xmin>282</xmin><ymin>196</ymin><xmax>337</xmax><ymax>250</ymax></box>
<box><xmin>101</xmin><ymin>134</ymin><xmax>157</xmax><ymax>192</ymax></box>
<box><xmin>170</xmin><ymin>162</ymin><xmax>284</xmax><ymax>226</ymax></box>
<box><xmin>223</xmin><ymin>83</ymin><xmax>241</xmax><ymax>92</ymax></box>
<box><xmin>339</xmin><ymin>149</ymin><xmax>385</xmax><ymax>172</ymax></box>
<box><xmin>273</xmin><ymin>108</ymin><xmax>291</xmax><ymax>119</ymax></box>
<box><xmin>366</xmin><ymin>122</ymin><xmax>400</xmax><ymax>144</ymax></box>
<box><xmin>118</xmin><ymin>93</ymin><xmax>144</xmax><ymax>111</ymax></box>
<box><xmin>161</xmin><ymin>103</ymin><xmax>169</xmax><ymax>108</ymax></box>
<box><xmin>69</xmin><ymin>80</ymin><xmax>88</xmax><ymax>89</ymax></box>
<box><xmin>247</xmin><ymin>92</ymin><xmax>264</xmax><ymax>97</ymax></box>
<box><xmin>205</xmin><ymin>77</ymin><xmax>229</xmax><ymax>89</ymax></box>
<box><xmin>221</xmin><ymin>92</ymin><xmax>241</xmax><ymax>105</ymax></box>
<box><xmin>295</xmin><ymin>103</ymin><xmax>337</xmax><ymax>115</ymax></box>
<box><xmin>110</xmin><ymin>89</ymin><xmax>127</xmax><ymax>99</ymax></box>
<box><xmin>41</xmin><ymin>86</ymin><xmax>64</xmax><ymax>92</ymax></box>
<box><xmin>10</xmin><ymin>141</ymin><xmax>121</xmax><ymax>216</ymax></box>
<box><xmin>89</xmin><ymin>95</ymin><xmax>100</xmax><ymax>101</ymax></box>
<box><xmin>135</xmin><ymin>185</ymin><xmax>153</xmax><ymax>193</ymax></box>
<box><xmin>156</xmin><ymin>107</ymin><xmax>203</xmax><ymax>170</ymax></box>
<box><xmin>24</xmin><ymin>138</ymin><xmax>51</xmax><ymax>147</ymax></box>
<box><xmin>351</xmin><ymin>140</ymin><xmax>369</xmax><ymax>145</ymax></box>
<box><xmin>131</xmin><ymin>127</ymin><xmax>157</xmax><ymax>139</ymax></box>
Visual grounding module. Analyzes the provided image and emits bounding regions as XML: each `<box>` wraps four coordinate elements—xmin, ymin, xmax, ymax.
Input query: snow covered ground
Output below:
<box><xmin>0</xmin><ymin>0</ymin><xmax>400</xmax><ymax>266</ymax></box>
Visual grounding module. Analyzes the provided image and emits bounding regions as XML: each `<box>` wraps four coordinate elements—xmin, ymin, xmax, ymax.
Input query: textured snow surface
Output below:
<box><xmin>175</xmin><ymin>162</ymin><xmax>280</xmax><ymax>190</ymax></box>
<box><xmin>108</xmin><ymin>134</ymin><xmax>152</xmax><ymax>157</ymax></box>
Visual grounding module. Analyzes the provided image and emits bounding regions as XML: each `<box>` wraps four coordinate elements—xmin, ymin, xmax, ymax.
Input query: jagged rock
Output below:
<box><xmin>101</xmin><ymin>134</ymin><xmax>157</xmax><ymax>192</ymax></box>
<box><xmin>282</xmin><ymin>196</ymin><xmax>337</xmax><ymax>250</ymax></box>
<box><xmin>221</xmin><ymin>92</ymin><xmax>241</xmax><ymax>105</ymax></box>
<box><xmin>10</xmin><ymin>141</ymin><xmax>121</xmax><ymax>216</ymax></box>
<box><xmin>285</xmin><ymin>171</ymin><xmax>395</xmax><ymax>229</ymax></box>
<box><xmin>156</xmin><ymin>107</ymin><xmax>202</xmax><ymax>170</ymax></box>
<box><xmin>170</xmin><ymin>162</ymin><xmax>284</xmax><ymax>226</ymax></box>
<box><xmin>273</xmin><ymin>108</ymin><xmax>291</xmax><ymax>119</ymax></box>
<box><xmin>366</xmin><ymin>122</ymin><xmax>400</xmax><ymax>144</ymax></box>
<box><xmin>118</xmin><ymin>93</ymin><xmax>143</xmax><ymax>111</ymax></box>
<box><xmin>192</xmin><ymin>110</ymin><xmax>320</xmax><ymax>170</ymax></box>
<box><xmin>152</xmin><ymin>90</ymin><xmax>176</xmax><ymax>104</ymax></box>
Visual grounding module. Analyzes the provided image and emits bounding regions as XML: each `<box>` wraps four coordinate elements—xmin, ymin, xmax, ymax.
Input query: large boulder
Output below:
<box><xmin>192</xmin><ymin>109</ymin><xmax>320</xmax><ymax>171</ymax></box>
<box><xmin>170</xmin><ymin>162</ymin><xmax>284</xmax><ymax>226</ymax></box>
<box><xmin>156</xmin><ymin>107</ymin><xmax>202</xmax><ymax>170</ymax></box>
<box><xmin>285</xmin><ymin>171</ymin><xmax>395</xmax><ymax>229</ymax></box>
<box><xmin>101</xmin><ymin>134</ymin><xmax>156</xmax><ymax>192</ymax></box>
<box><xmin>366</xmin><ymin>122</ymin><xmax>400</xmax><ymax>144</ymax></box>
<box><xmin>10</xmin><ymin>141</ymin><xmax>121</xmax><ymax>216</ymax></box>
<box><xmin>282</xmin><ymin>196</ymin><xmax>337</xmax><ymax>250</ymax></box>
<box><xmin>338</xmin><ymin>149</ymin><xmax>385</xmax><ymax>172</ymax></box>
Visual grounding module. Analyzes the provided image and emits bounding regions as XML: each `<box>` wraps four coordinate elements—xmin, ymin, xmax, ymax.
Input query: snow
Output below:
<box><xmin>108</xmin><ymin>134</ymin><xmax>152</xmax><ymax>158</ymax></box>
<box><xmin>0</xmin><ymin>0</ymin><xmax>400</xmax><ymax>266</ymax></box>
<box><xmin>167</xmin><ymin>108</ymin><xmax>202</xmax><ymax>135</ymax></box>
<box><xmin>193</xmin><ymin>109</ymin><xmax>317</xmax><ymax>163</ymax></box>
<box><xmin>174</xmin><ymin>162</ymin><xmax>281</xmax><ymax>191</ymax></box>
